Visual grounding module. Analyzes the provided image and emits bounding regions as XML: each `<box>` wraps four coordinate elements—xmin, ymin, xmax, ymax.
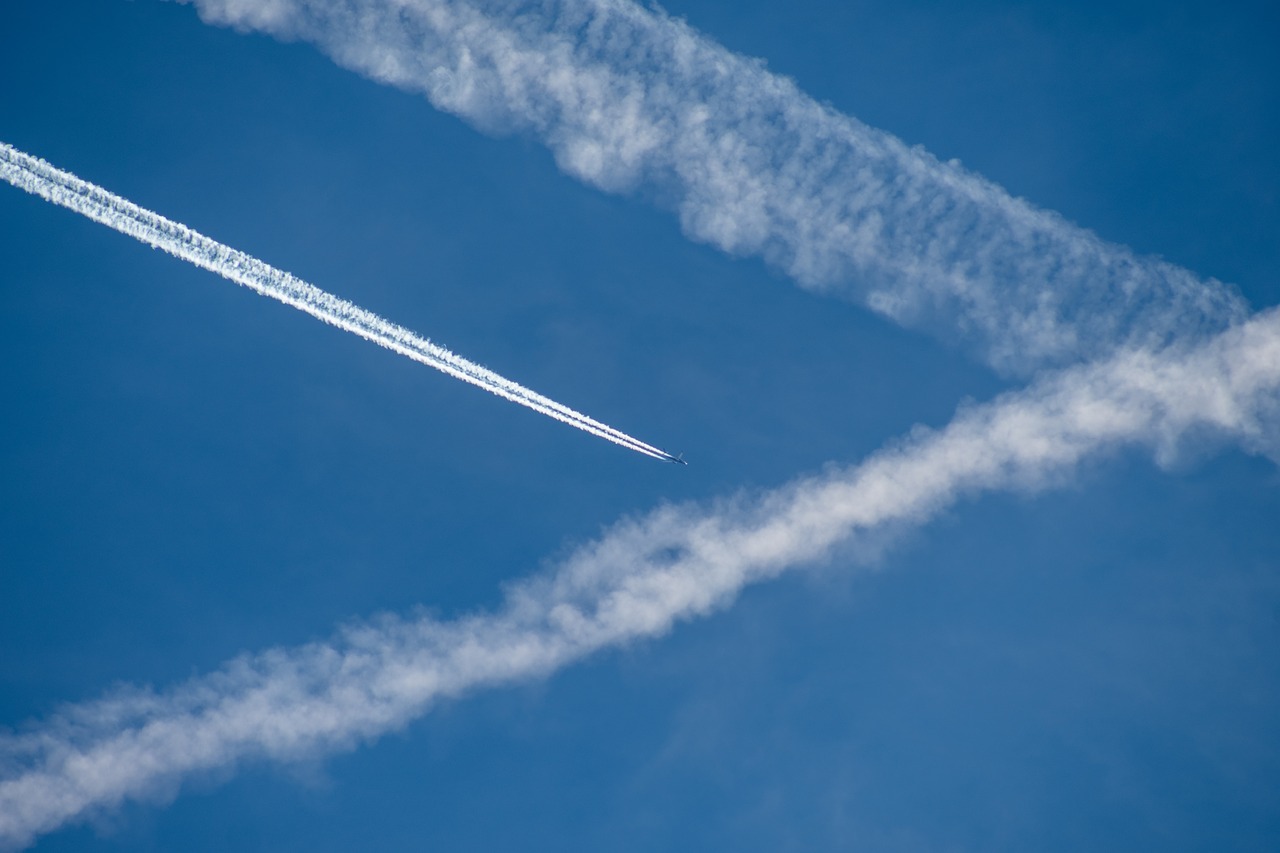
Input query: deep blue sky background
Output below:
<box><xmin>1</xmin><ymin>1</ymin><xmax>1278</xmax><ymax>850</ymax></box>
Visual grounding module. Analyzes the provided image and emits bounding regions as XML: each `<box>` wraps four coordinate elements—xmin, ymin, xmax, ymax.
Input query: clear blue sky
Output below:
<box><xmin>2</xmin><ymin>1</ymin><xmax>1278</xmax><ymax>850</ymax></box>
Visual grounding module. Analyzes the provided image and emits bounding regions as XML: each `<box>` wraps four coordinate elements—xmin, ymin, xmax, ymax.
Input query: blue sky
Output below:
<box><xmin>1</xmin><ymin>0</ymin><xmax>1278</xmax><ymax>850</ymax></box>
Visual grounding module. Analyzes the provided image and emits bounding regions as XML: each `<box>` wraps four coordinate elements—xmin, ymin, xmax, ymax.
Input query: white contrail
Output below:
<box><xmin>0</xmin><ymin>142</ymin><xmax>674</xmax><ymax>462</ymax></box>
<box><xmin>3</xmin><ymin>306</ymin><xmax>1278</xmax><ymax>848</ymax></box>
<box><xmin>175</xmin><ymin>0</ymin><xmax>1248</xmax><ymax>374</ymax></box>
<box><xmin>2</xmin><ymin>4</ymin><xmax>1271</xmax><ymax>847</ymax></box>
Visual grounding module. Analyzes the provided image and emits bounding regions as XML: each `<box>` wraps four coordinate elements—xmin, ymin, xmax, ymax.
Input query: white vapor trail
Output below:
<box><xmin>0</xmin><ymin>142</ymin><xmax>673</xmax><ymax>462</ymax></box>
<box><xmin>3</xmin><ymin>306</ymin><xmax>1278</xmax><ymax>848</ymax></box>
<box><xmin>176</xmin><ymin>0</ymin><xmax>1248</xmax><ymax>374</ymax></box>
<box><xmin>2</xmin><ymin>3</ymin><xmax>1272</xmax><ymax>847</ymax></box>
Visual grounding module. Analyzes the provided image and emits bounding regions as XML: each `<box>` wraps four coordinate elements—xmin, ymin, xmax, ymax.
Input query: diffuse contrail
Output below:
<box><xmin>178</xmin><ymin>0</ymin><xmax>1247</xmax><ymax>374</ymax></box>
<box><xmin>0</xmin><ymin>142</ymin><xmax>675</xmax><ymax>462</ymax></box>
<box><xmin>2</xmin><ymin>306</ymin><xmax>1279</xmax><ymax>848</ymax></box>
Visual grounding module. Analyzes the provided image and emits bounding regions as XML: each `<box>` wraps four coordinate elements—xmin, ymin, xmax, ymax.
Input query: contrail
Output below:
<box><xmin>175</xmin><ymin>0</ymin><xmax>1248</xmax><ymax>374</ymax></box>
<box><xmin>3</xmin><ymin>306</ymin><xmax>1278</xmax><ymax>848</ymax></box>
<box><xmin>0</xmin><ymin>142</ymin><xmax>675</xmax><ymax>462</ymax></box>
<box><xmin>1</xmin><ymin>4</ymin><xmax>1270</xmax><ymax>847</ymax></box>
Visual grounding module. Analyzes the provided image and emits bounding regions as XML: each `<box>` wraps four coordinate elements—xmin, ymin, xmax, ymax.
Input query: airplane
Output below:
<box><xmin>668</xmin><ymin>452</ymin><xmax>688</xmax><ymax>466</ymax></box>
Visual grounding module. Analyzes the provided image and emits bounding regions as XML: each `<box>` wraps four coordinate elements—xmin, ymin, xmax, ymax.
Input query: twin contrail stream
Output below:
<box><xmin>0</xmin><ymin>142</ymin><xmax>675</xmax><ymax>462</ymax></box>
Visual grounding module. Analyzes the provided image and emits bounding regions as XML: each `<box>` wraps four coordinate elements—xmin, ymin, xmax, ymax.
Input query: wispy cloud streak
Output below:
<box><xmin>0</xmin><ymin>142</ymin><xmax>672</xmax><ymax>461</ymax></box>
<box><xmin>177</xmin><ymin>0</ymin><xmax>1247</xmax><ymax>373</ymax></box>
<box><xmin>4</xmin><ymin>307</ymin><xmax>1278</xmax><ymax>848</ymax></box>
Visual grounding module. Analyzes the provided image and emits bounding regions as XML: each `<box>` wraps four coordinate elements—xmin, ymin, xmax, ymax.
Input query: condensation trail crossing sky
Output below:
<box><xmin>0</xmin><ymin>142</ymin><xmax>675</xmax><ymax>462</ymax></box>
